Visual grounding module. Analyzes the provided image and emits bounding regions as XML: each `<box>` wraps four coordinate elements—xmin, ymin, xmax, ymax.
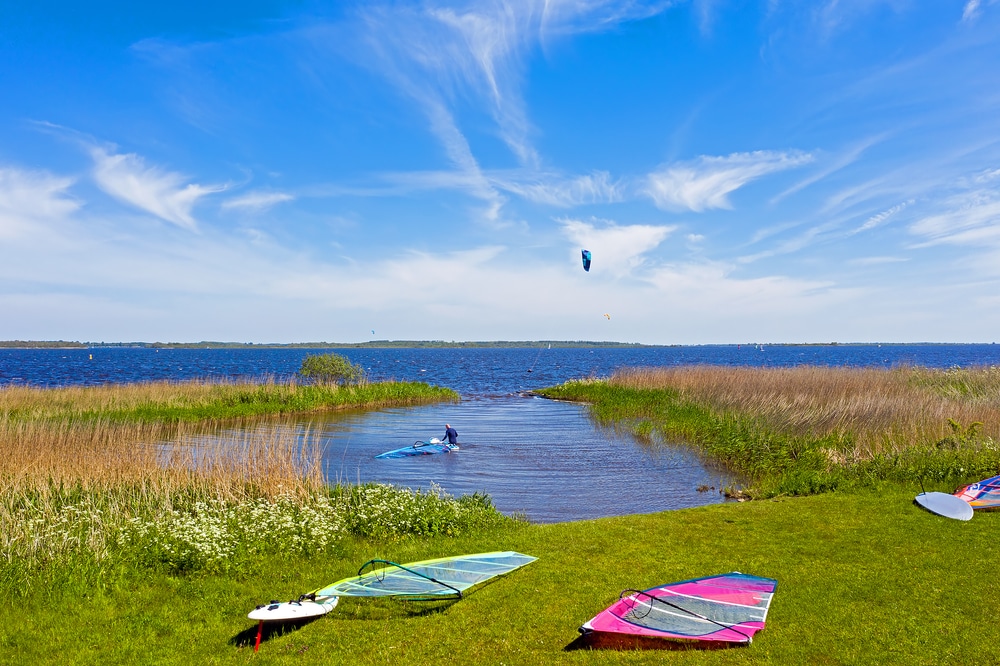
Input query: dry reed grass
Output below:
<box><xmin>0</xmin><ymin>377</ymin><xmax>450</xmax><ymax>499</ymax></box>
<box><xmin>0</xmin><ymin>379</ymin><xmax>246</xmax><ymax>419</ymax></box>
<box><xmin>609</xmin><ymin>365</ymin><xmax>1000</xmax><ymax>457</ymax></box>
<box><xmin>0</xmin><ymin>418</ymin><xmax>325</xmax><ymax>499</ymax></box>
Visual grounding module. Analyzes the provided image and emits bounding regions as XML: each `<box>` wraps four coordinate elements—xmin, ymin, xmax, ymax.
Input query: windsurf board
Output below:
<box><xmin>248</xmin><ymin>596</ymin><xmax>338</xmax><ymax>622</ymax></box>
<box><xmin>914</xmin><ymin>491</ymin><xmax>974</xmax><ymax>521</ymax></box>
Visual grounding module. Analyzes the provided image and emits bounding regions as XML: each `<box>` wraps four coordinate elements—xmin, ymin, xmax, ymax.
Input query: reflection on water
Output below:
<box><xmin>292</xmin><ymin>394</ymin><xmax>737</xmax><ymax>523</ymax></box>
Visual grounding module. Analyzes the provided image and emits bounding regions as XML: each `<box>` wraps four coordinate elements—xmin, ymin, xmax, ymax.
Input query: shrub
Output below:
<box><xmin>298</xmin><ymin>353</ymin><xmax>366</xmax><ymax>385</ymax></box>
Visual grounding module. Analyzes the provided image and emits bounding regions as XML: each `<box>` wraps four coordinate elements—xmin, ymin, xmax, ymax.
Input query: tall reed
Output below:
<box><xmin>608</xmin><ymin>365</ymin><xmax>1000</xmax><ymax>458</ymax></box>
<box><xmin>540</xmin><ymin>365</ymin><xmax>1000</xmax><ymax>497</ymax></box>
<box><xmin>0</xmin><ymin>380</ymin><xmax>508</xmax><ymax>594</ymax></box>
<box><xmin>0</xmin><ymin>378</ymin><xmax>457</xmax><ymax>423</ymax></box>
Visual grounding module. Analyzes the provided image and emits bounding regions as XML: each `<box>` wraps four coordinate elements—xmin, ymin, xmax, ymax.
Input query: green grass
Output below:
<box><xmin>1</xmin><ymin>487</ymin><xmax>995</xmax><ymax>664</ymax></box>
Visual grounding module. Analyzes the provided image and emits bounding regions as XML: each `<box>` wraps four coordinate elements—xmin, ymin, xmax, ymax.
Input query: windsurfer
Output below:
<box><xmin>442</xmin><ymin>424</ymin><xmax>458</xmax><ymax>445</ymax></box>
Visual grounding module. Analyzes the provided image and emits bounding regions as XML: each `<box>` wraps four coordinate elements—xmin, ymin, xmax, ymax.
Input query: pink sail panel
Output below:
<box><xmin>580</xmin><ymin>572</ymin><xmax>777</xmax><ymax>645</ymax></box>
<box><xmin>954</xmin><ymin>473</ymin><xmax>1000</xmax><ymax>510</ymax></box>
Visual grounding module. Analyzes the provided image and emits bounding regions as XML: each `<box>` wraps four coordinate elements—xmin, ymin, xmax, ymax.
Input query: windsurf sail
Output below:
<box><xmin>313</xmin><ymin>551</ymin><xmax>536</xmax><ymax>601</ymax></box>
<box><xmin>580</xmin><ymin>572</ymin><xmax>777</xmax><ymax>645</ymax></box>
<box><xmin>954</xmin><ymin>473</ymin><xmax>1000</xmax><ymax>510</ymax></box>
<box><xmin>375</xmin><ymin>439</ymin><xmax>458</xmax><ymax>459</ymax></box>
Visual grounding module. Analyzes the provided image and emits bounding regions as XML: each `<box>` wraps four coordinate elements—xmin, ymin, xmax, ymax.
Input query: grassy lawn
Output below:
<box><xmin>3</xmin><ymin>486</ymin><xmax>995</xmax><ymax>665</ymax></box>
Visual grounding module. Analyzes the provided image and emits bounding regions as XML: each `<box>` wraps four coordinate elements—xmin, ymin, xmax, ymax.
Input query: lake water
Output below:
<box><xmin>4</xmin><ymin>344</ymin><xmax>999</xmax><ymax>522</ymax></box>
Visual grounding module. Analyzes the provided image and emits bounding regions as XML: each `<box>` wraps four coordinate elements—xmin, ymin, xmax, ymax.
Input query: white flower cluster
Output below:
<box><xmin>344</xmin><ymin>482</ymin><xmax>467</xmax><ymax>538</ymax></box>
<box><xmin>122</xmin><ymin>494</ymin><xmax>347</xmax><ymax>572</ymax></box>
<box><xmin>4</xmin><ymin>483</ymin><xmax>509</xmax><ymax>576</ymax></box>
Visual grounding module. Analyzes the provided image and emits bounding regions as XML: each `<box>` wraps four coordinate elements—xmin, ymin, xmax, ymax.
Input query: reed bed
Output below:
<box><xmin>1</xmin><ymin>412</ymin><xmax>328</xmax><ymax>500</ymax></box>
<box><xmin>0</xmin><ymin>378</ymin><xmax>503</xmax><ymax>594</ymax></box>
<box><xmin>0</xmin><ymin>377</ymin><xmax>458</xmax><ymax>423</ymax></box>
<box><xmin>608</xmin><ymin>365</ymin><xmax>1000</xmax><ymax>457</ymax></box>
<box><xmin>539</xmin><ymin>365</ymin><xmax>1000</xmax><ymax>497</ymax></box>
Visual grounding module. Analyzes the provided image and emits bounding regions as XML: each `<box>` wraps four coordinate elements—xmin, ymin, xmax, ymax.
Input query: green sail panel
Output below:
<box><xmin>314</xmin><ymin>551</ymin><xmax>536</xmax><ymax>600</ymax></box>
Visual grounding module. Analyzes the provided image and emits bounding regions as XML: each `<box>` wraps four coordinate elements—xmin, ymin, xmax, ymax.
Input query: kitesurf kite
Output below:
<box><xmin>954</xmin><ymin>473</ymin><xmax>1000</xmax><ymax>510</ymax></box>
<box><xmin>375</xmin><ymin>439</ymin><xmax>458</xmax><ymax>459</ymax></box>
<box><xmin>582</xmin><ymin>249</ymin><xmax>592</xmax><ymax>272</ymax></box>
<box><xmin>579</xmin><ymin>572</ymin><xmax>777</xmax><ymax>646</ymax></box>
<box><xmin>604</xmin><ymin>313</ymin><xmax>610</xmax><ymax>320</ymax></box>
<box><xmin>250</xmin><ymin>551</ymin><xmax>535</xmax><ymax>651</ymax></box>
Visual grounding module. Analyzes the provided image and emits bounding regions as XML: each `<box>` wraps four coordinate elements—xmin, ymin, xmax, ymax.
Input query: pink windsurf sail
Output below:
<box><xmin>954</xmin><ymin>473</ymin><xmax>1000</xmax><ymax>510</ymax></box>
<box><xmin>580</xmin><ymin>572</ymin><xmax>777</xmax><ymax>645</ymax></box>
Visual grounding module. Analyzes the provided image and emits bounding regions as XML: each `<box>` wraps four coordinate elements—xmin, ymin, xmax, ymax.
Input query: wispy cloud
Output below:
<box><xmin>89</xmin><ymin>146</ymin><xmax>225</xmax><ymax>231</ymax></box>
<box><xmin>848</xmin><ymin>255</ymin><xmax>909</xmax><ymax>266</ymax></box>
<box><xmin>645</xmin><ymin>150</ymin><xmax>813</xmax><ymax>212</ymax></box>
<box><xmin>221</xmin><ymin>190</ymin><xmax>294</xmax><ymax>211</ymax></box>
<box><xmin>0</xmin><ymin>166</ymin><xmax>79</xmax><ymax>239</ymax></box>
<box><xmin>909</xmin><ymin>192</ymin><xmax>1000</xmax><ymax>246</ymax></box>
<box><xmin>848</xmin><ymin>199</ymin><xmax>914</xmax><ymax>235</ymax></box>
<box><xmin>964</xmin><ymin>0</ymin><xmax>983</xmax><ymax>21</ymax></box>
<box><xmin>960</xmin><ymin>0</ymin><xmax>999</xmax><ymax>22</ymax></box>
<box><xmin>560</xmin><ymin>217</ymin><xmax>674</xmax><ymax>277</ymax></box>
<box><xmin>342</xmin><ymin>1</ymin><xmax>677</xmax><ymax>220</ymax></box>
<box><xmin>772</xmin><ymin>134</ymin><xmax>888</xmax><ymax>203</ymax></box>
<box><xmin>490</xmin><ymin>170</ymin><xmax>625</xmax><ymax>206</ymax></box>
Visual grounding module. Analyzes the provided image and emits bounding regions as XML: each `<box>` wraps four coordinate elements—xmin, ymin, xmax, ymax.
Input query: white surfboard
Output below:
<box><xmin>914</xmin><ymin>491</ymin><xmax>974</xmax><ymax>521</ymax></box>
<box><xmin>248</xmin><ymin>596</ymin><xmax>338</xmax><ymax>622</ymax></box>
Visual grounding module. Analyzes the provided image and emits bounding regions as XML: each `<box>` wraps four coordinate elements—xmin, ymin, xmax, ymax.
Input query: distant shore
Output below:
<box><xmin>2</xmin><ymin>340</ymin><xmax>994</xmax><ymax>349</ymax></box>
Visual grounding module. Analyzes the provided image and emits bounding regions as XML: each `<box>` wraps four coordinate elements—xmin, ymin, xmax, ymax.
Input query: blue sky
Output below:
<box><xmin>1</xmin><ymin>1</ymin><xmax>998</xmax><ymax>344</ymax></box>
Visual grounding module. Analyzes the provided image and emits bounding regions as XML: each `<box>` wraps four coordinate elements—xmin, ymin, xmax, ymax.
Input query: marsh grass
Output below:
<box><xmin>610</xmin><ymin>365</ymin><xmax>1000</xmax><ymax>455</ymax></box>
<box><xmin>539</xmin><ymin>365</ymin><xmax>1000</xmax><ymax>496</ymax></box>
<box><xmin>0</xmin><ymin>378</ymin><xmax>457</xmax><ymax>423</ymax></box>
<box><xmin>0</xmin><ymin>379</ymin><xmax>492</xmax><ymax>596</ymax></box>
<box><xmin>0</xmin><ymin>377</ymin><xmax>457</xmax><ymax>497</ymax></box>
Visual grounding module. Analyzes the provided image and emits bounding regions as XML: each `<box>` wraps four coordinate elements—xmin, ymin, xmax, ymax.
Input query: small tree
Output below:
<box><xmin>298</xmin><ymin>353</ymin><xmax>366</xmax><ymax>385</ymax></box>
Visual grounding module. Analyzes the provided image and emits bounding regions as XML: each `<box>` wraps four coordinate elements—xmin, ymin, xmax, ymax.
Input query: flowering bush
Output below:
<box><xmin>2</xmin><ymin>483</ymin><xmax>516</xmax><ymax>579</ymax></box>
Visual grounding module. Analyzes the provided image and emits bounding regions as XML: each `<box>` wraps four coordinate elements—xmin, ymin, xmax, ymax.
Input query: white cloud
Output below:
<box><xmin>89</xmin><ymin>146</ymin><xmax>225</xmax><ymax>230</ymax></box>
<box><xmin>221</xmin><ymin>191</ymin><xmax>295</xmax><ymax>211</ymax></box>
<box><xmin>963</xmin><ymin>0</ymin><xmax>982</xmax><ymax>21</ymax></box>
<box><xmin>772</xmin><ymin>134</ymin><xmax>888</xmax><ymax>203</ymax></box>
<box><xmin>560</xmin><ymin>217</ymin><xmax>674</xmax><ymax>277</ymax></box>
<box><xmin>0</xmin><ymin>167</ymin><xmax>79</xmax><ymax>239</ymax></box>
<box><xmin>849</xmin><ymin>256</ymin><xmax>909</xmax><ymax>266</ymax></box>
<box><xmin>342</xmin><ymin>1</ymin><xmax>679</xmax><ymax>221</ymax></box>
<box><xmin>490</xmin><ymin>170</ymin><xmax>624</xmax><ymax>206</ymax></box>
<box><xmin>645</xmin><ymin>150</ymin><xmax>813</xmax><ymax>212</ymax></box>
<box><xmin>848</xmin><ymin>199</ymin><xmax>914</xmax><ymax>235</ymax></box>
<box><xmin>909</xmin><ymin>191</ymin><xmax>1000</xmax><ymax>246</ymax></box>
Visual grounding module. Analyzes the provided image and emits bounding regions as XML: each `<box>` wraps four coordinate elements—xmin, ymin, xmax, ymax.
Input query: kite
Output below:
<box><xmin>579</xmin><ymin>572</ymin><xmax>777</xmax><ymax>647</ymax></box>
<box><xmin>603</xmin><ymin>313</ymin><xmax>610</xmax><ymax>320</ymax></box>
<box><xmin>582</xmin><ymin>249</ymin><xmax>592</xmax><ymax>272</ymax></box>
<box><xmin>954</xmin><ymin>473</ymin><xmax>1000</xmax><ymax>510</ymax></box>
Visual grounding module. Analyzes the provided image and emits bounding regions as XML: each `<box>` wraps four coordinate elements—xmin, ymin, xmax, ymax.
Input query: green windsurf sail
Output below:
<box><xmin>313</xmin><ymin>551</ymin><xmax>536</xmax><ymax>601</ymax></box>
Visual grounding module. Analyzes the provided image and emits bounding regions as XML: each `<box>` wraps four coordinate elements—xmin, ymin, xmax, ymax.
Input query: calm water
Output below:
<box><xmin>4</xmin><ymin>344</ymin><xmax>1000</xmax><ymax>522</ymax></box>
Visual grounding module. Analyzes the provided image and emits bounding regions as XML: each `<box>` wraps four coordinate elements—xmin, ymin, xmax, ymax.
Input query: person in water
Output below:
<box><xmin>442</xmin><ymin>424</ymin><xmax>458</xmax><ymax>445</ymax></box>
